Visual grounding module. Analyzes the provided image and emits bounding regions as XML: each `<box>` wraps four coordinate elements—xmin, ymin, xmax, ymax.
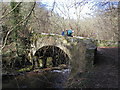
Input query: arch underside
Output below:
<box><xmin>34</xmin><ymin>45</ymin><xmax>70</xmax><ymax>68</ymax></box>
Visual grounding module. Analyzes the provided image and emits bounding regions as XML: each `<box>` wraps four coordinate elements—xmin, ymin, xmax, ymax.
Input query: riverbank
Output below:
<box><xmin>2</xmin><ymin>68</ymin><xmax>70</xmax><ymax>88</ymax></box>
<box><xmin>2</xmin><ymin>46</ymin><xmax>119</xmax><ymax>88</ymax></box>
<box><xmin>68</xmin><ymin>47</ymin><xmax>118</xmax><ymax>88</ymax></box>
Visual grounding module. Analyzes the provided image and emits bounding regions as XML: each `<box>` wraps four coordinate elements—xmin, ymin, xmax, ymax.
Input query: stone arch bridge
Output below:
<box><xmin>30</xmin><ymin>33</ymin><xmax>97</xmax><ymax>75</ymax></box>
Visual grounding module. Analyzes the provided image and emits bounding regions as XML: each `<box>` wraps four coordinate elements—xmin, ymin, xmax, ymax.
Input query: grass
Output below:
<box><xmin>17</xmin><ymin>65</ymin><xmax>33</xmax><ymax>72</ymax></box>
<box><xmin>97</xmin><ymin>40</ymin><xmax>118</xmax><ymax>47</ymax></box>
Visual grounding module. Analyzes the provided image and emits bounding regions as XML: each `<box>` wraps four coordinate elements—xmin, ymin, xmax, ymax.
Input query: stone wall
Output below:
<box><xmin>31</xmin><ymin>34</ymin><xmax>97</xmax><ymax>76</ymax></box>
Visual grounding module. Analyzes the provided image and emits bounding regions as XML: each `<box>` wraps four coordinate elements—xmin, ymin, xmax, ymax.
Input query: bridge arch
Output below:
<box><xmin>34</xmin><ymin>45</ymin><xmax>71</xmax><ymax>68</ymax></box>
<box><xmin>31</xmin><ymin>34</ymin><xmax>96</xmax><ymax>77</ymax></box>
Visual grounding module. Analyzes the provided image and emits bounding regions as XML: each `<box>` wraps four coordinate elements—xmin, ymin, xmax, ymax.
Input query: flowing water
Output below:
<box><xmin>2</xmin><ymin>69</ymin><xmax>70</xmax><ymax>88</ymax></box>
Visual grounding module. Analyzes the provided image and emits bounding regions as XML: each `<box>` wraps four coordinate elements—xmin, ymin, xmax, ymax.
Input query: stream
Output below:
<box><xmin>2</xmin><ymin>69</ymin><xmax>70</xmax><ymax>88</ymax></box>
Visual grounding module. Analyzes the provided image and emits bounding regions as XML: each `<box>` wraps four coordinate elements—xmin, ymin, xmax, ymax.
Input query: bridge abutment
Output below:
<box><xmin>31</xmin><ymin>34</ymin><xmax>97</xmax><ymax>77</ymax></box>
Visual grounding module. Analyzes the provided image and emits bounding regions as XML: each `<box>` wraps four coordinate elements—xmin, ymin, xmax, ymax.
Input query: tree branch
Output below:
<box><xmin>1</xmin><ymin>2</ymin><xmax>22</xmax><ymax>19</ymax></box>
<box><xmin>51</xmin><ymin>0</ymin><xmax>56</xmax><ymax>16</ymax></box>
<box><xmin>1</xmin><ymin>2</ymin><xmax>36</xmax><ymax>50</ymax></box>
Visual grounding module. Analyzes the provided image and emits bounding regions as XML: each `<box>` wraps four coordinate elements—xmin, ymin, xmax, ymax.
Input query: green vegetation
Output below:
<box><xmin>46</xmin><ymin>57</ymin><xmax>53</xmax><ymax>67</ymax></box>
<box><xmin>17</xmin><ymin>65</ymin><xmax>32</xmax><ymax>72</ymax></box>
<box><xmin>1</xmin><ymin>1</ymin><xmax>118</xmax><ymax>76</ymax></box>
<box><xmin>1</xmin><ymin>1</ymin><xmax>119</xmax><ymax>89</ymax></box>
<box><xmin>97</xmin><ymin>40</ymin><xmax>118</xmax><ymax>47</ymax></box>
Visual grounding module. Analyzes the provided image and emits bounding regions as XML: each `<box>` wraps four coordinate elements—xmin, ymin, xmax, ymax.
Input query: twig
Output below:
<box><xmin>1</xmin><ymin>2</ymin><xmax>22</xmax><ymax>19</ymax></box>
<box><xmin>1</xmin><ymin>2</ymin><xmax>36</xmax><ymax>50</ymax></box>
<box><xmin>51</xmin><ymin>0</ymin><xmax>56</xmax><ymax>16</ymax></box>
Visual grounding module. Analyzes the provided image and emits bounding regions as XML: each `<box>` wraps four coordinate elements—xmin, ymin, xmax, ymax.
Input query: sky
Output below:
<box><xmin>1</xmin><ymin>0</ymin><xmax>119</xmax><ymax>19</ymax></box>
<box><xmin>0</xmin><ymin>0</ymin><xmax>96</xmax><ymax>19</ymax></box>
<box><xmin>39</xmin><ymin>0</ymin><xmax>96</xmax><ymax>19</ymax></box>
<box><xmin>38</xmin><ymin>0</ymin><xmax>119</xmax><ymax>19</ymax></box>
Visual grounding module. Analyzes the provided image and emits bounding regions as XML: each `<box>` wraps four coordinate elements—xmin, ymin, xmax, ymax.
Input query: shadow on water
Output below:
<box><xmin>2</xmin><ymin>69</ymin><xmax>70</xmax><ymax>88</ymax></box>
